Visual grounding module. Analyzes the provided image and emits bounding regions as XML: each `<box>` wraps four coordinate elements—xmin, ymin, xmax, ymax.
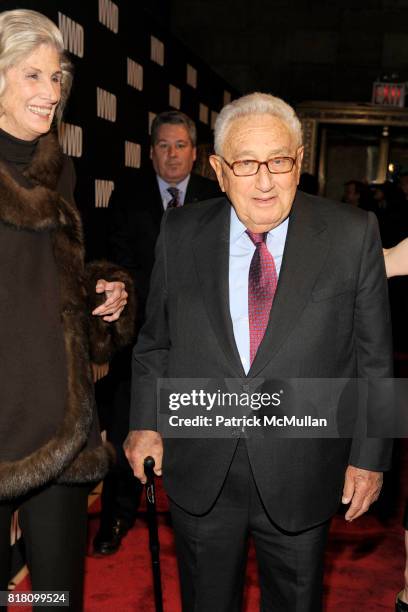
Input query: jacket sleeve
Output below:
<box><xmin>83</xmin><ymin>260</ymin><xmax>136</xmax><ymax>364</ymax></box>
<box><xmin>348</xmin><ymin>212</ymin><xmax>394</xmax><ymax>471</ymax></box>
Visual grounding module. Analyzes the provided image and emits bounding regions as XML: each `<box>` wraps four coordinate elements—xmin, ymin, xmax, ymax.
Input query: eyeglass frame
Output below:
<box><xmin>217</xmin><ymin>154</ymin><xmax>299</xmax><ymax>177</ymax></box>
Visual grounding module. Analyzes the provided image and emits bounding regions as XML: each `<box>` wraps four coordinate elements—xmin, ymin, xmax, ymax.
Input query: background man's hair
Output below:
<box><xmin>151</xmin><ymin>110</ymin><xmax>197</xmax><ymax>146</ymax></box>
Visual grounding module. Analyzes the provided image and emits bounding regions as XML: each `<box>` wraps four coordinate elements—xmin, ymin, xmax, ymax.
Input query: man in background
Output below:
<box><xmin>109</xmin><ymin>110</ymin><xmax>221</xmax><ymax>316</ymax></box>
<box><xmin>93</xmin><ymin>111</ymin><xmax>220</xmax><ymax>555</ymax></box>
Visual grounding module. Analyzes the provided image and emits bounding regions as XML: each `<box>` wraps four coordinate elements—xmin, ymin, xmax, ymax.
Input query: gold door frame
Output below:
<box><xmin>296</xmin><ymin>101</ymin><xmax>408</xmax><ymax>195</ymax></box>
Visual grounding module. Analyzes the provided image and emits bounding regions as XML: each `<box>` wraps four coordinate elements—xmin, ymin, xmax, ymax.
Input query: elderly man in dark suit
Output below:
<box><xmin>124</xmin><ymin>93</ymin><xmax>392</xmax><ymax>610</ymax></box>
<box><xmin>93</xmin><ymin>111</ymin><xmax>220</xmax><ymax>556</ymax></box>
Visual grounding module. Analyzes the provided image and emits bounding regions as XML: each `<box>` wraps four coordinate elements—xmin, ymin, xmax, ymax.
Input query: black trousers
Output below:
<box><xmin>99</xmin><ymin>464</ymin><xmax>142</xmax><ymax>529</ymax></box>
<box><xmin>96</xmin><ymin>374</ymin><xmax>142</xmax><ymax>529</ymax></box>
<box><xmin>170</xmin><ymin>439</ymin><xmax>330</xmax><ymax>612</ymax></box>
<box><xmin>0</xmin><ymin>484</ymin><xmax>89</xmax><ymax>611</ymax></box>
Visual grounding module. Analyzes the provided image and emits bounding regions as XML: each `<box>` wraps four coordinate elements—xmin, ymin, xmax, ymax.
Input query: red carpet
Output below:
<box><xmin>12</xmin><ymin>441</ymin><xmax>408</xmax><ymax>611</ymax></box>
<box><xmin>82</xmin><ymin>502</ymin><xmax>405</xmax><ymax>611</ymax></box>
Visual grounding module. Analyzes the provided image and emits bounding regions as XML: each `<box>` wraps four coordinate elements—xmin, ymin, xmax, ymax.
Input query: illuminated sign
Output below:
<box><xmin>372</xmin><ymin>82</ymin><xmax>405</xmax><ymax>107</ymax></box>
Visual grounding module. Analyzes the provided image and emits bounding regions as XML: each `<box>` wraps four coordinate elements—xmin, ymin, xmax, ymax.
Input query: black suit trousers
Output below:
<box><xmin>170</xmin><ymin>439</ymin><xmax>330</xmax><ymax>612</ymax></box>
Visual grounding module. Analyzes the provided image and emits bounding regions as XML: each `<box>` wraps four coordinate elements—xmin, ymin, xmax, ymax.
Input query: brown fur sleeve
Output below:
<box><xmin>84</xmin><ymin>260</ymin><xmax>136</xmax><ymax>363</ymax></box>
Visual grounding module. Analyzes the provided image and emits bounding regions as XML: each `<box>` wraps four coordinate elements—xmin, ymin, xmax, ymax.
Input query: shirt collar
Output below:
<box><xmin>157</xmin><ymin>173</ymin><xmax>190</xmax><ymax>196</ymax></box>
<box><xmin>230</xmin><ymin>205</ymin><xmax>248</xmax><ymax>244</ymax></box>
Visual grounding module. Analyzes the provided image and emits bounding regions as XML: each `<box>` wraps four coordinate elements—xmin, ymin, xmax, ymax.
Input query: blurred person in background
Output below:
<box><xmin>372</xmin><ymin>182</ymin><xmax>406</xmax><ymax>247</ymax></box>
<box><xmin>343</xmin><ymin>179</ymin><xmax>374</xmax><ymax>211</ymax></box>
<box><xmin>299</xmin><ymin>171</ymin><xmax>318</xmax><ymax>195</ymax></box>
<box><xmin>398</xmin><ymin>173</ymin><xmax>408</xmax><ymax>203</ymax></box>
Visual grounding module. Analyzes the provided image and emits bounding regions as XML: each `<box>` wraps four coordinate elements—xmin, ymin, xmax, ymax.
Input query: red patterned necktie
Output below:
<box><xmin>167</xmin><ymin>186</ymin><xmax>180</xmax><ymax>208</ymax></box>
<box><xmin>246</xmin><ymin>230</ymin><xmax>278</xmax><ymax>365</ymax></box>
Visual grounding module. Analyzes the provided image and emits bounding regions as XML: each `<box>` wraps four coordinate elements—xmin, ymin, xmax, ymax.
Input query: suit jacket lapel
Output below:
<box><xmin>249</xmin><ymin>192</ymin><xmax>329</xmax><ymax>377</ymax></box>
<box><xmin>192</xmin><ymin>198</ymin><xmax>245</xmax><ymax>377</ymax></box>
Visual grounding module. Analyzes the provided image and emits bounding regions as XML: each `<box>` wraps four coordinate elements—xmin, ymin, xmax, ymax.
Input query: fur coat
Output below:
<box><xmin>0</xmin><ymin>131</ymin><xmax>135</xmax><ymax>500</ymax></box>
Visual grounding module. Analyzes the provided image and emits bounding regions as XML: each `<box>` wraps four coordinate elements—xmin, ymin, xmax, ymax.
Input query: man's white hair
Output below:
<box><xmin>213</xmin><ymin>92</ymin><xmax>302</xmax><ymax>155</ymax></box>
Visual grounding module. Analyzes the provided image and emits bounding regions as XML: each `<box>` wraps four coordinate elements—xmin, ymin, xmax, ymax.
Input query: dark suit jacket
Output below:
<box><xmin>108</xmin><ymin>170</ymin><xmax>221</xmax><ymax>318</ymax></box>
<box><xmin>130</xmin><ymin>191</ymin><xmax>393</xmax><ymax>532</ymax></box>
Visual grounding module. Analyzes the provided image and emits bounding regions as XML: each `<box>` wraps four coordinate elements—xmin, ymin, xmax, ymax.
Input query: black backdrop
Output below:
<box><xmin>1</xmin><ymin>0</ymin><xmax>236</xmax><ymax>257</ymax></box>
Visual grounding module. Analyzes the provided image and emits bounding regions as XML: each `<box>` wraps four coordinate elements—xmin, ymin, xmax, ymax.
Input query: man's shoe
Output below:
<box><xmin>396</xmin><ymin>591</ymin><xmax>408</xmax><ymax>611</ymax></box>
<box><xmin>93</xmin><ymin>518</ymin><xmax>131</xmax><ymax>556</ymax></box>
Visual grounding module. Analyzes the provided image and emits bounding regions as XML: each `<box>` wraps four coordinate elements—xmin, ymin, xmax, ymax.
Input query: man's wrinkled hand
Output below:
<box><xmin>123</xmin><ymin>430</ymin><xmax>163</xmax><ymax>484</ymax></box>
<box><xmin>342</xmin><ymin>465</ymin><xmax>383</xmax><ymax>521</ymax></box>
<box><xmin>92</xmin><ymin>279</ymin><xmax>128</xmax><ymax>321</ymax></box>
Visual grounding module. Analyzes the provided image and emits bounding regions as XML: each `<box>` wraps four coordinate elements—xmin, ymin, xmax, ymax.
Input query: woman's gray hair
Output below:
<box><xmin>0</xmin><ymin>9</ymin><xmax>72</xmax><ymax>122</ymax></box>
<box><xmin>214</xmin><ymin>92</ymin><xmax>302</xmax><ymax>155</ymax></box>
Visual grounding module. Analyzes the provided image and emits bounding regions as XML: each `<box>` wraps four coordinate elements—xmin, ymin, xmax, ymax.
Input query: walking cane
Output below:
<box><xmin>144</xmin><ymin>456</ymin><xmax>164</xmax><ymax>612</ymax></box>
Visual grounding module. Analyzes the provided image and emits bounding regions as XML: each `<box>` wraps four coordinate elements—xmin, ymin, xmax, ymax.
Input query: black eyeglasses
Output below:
<box><xmin>219</xmin><ymin>155</ymin><xmax>297</xmax><ymax>176</ymax></box>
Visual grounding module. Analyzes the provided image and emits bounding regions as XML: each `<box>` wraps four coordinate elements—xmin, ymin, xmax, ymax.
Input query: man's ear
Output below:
<box><xmin>209</xmin><ymin>155</ymin><xmax>226</xmax><ymax>192</ymax></box>
<box><xmin>295</xmin><ymin>146</ymin><xmax>304</xmax><ymax>184</ymax></box>
<box><xmin>192</xmin><ymin>146</ymin><xmax>197</xmax><ymax>163</ymax></box>
<box><xmin>149</xmin><ymin>145</ymin><xmax>153</xmax><ymax>160</ymax></box>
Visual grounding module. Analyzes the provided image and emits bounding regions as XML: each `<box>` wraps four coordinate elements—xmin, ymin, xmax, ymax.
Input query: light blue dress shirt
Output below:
<box><xmin>157</xmin><ymin>174</ymin><xmax>190</xmax><ymax>209</ymax></box>
<box><xmin>229</xmin><ymin>206</ymin><xmax>289</xmax><ymax>374</ymax></box>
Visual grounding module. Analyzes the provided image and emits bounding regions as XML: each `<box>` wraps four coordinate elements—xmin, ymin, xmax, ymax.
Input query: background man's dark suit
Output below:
<box><xmin>109</xmin><ymin>170</ymin><xmax>221</xmax><ymax>316</ymax></box>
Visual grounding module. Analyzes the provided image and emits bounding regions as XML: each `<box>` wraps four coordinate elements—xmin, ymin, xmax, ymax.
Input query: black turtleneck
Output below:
<box><xmin>0</xmin><ymin>127</ymin><xmax>38</xmax><ymax>171</ymax></box>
